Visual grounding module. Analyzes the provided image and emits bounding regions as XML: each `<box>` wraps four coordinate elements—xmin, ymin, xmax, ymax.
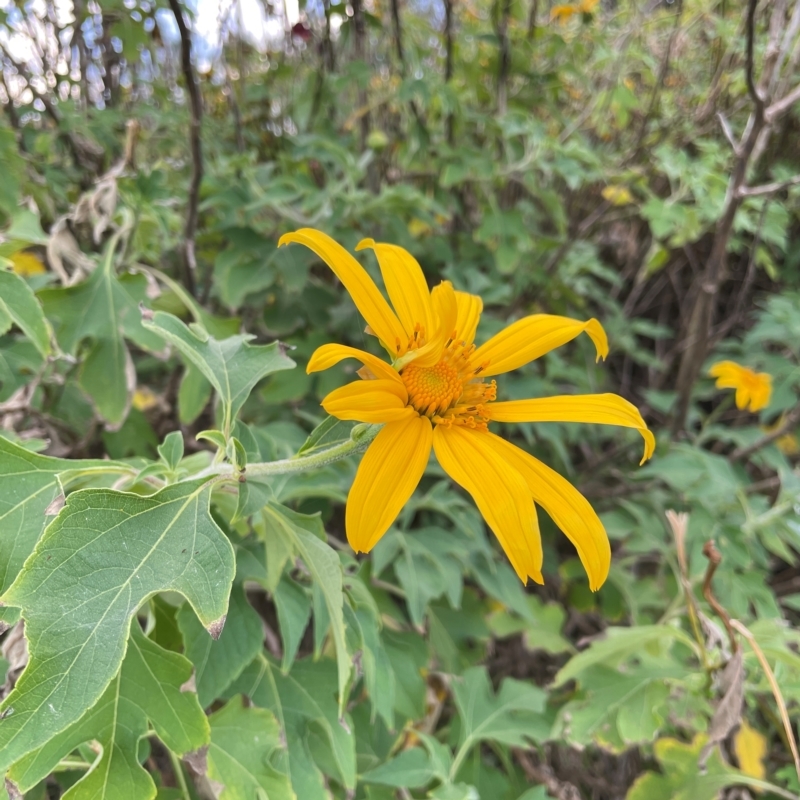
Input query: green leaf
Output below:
<box><xmin>450</xmin><ymin>667</ymin><xmax>548</xmax><ymax>777</ymax></box>
<box><xmin>228</xmin><ymin>655</ymin><xmax>356</xmax><ymax>799</ymax></box>
<box><xmin>0</xmin><ymin>270</ymin><xmax>53</xmax><ymax>358</ymax></box>
<box><xmin>177</xmin><ymin>583</ymin><xmax>264</xmax><ymax>708</ymax></box>
<box><xmin>142</xmin><ymin>311</ymin><xmax>295</xmax><ymax>436</ymax></box>
<box><xmin>361</xmin><ymin>748</ymin><xmax>436</xmax><ymax>789</ymax></box>
<box><xmin>0</xmin><ymin>435</ymin><xmax>127</xmax><ymax>598</ymax></box>
<box><xmin>157</xmin><ymin>431</ymin><xmax>184</xmax><ymax>472</ymax></box>
<box><xmin>627</xmin><ymin>735</ymin><xmax>757</xmax><ymax>800</ymax></box>
<box><xmin>263</xmin><ymin>503</ymin><xmax>351</xmax><ymax>717</ymax></box>
<box><xmin>177</xmin><ymin>360</ymin><xmax>212</xmax><ymax>425</ymax></box>
<box><xmin>38</xmin><ymin>243</ymin><xmax>165</xmax><ymax>426</ymax></box>
<box><xmin>8</xmin><ymin>622</ymin><xmax>208</xmax><ymax>798</ymax></box>
<box><xmin>0</xmin><ymin>478</ymin><xmax>235</xmax><ymax>771</ymax></box>
<box><xmin>207</xmin><ymin>696</ymin><xmax>294</xmax><ymax>800</ymax></box>
<box><xmin>553</xmin><ymin>625</ymin><xmax>699</xmax><ymax>686</ymax></box>
<box><xmin>273</xmin><ymin>576</ymin><xmax>312</xmax><ymax>673</ymax></box>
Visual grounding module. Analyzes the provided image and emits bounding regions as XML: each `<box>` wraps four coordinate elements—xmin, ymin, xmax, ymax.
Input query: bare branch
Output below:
<box><xmin>717</xmin><ymin>112</ymin><xmax>740</xmax><ymax>154</ymax></box>
<box><xmin>766</xmin><ymin>80</ymin><xmax>800</xmax><ymax>121</ymax></box>
<box><xmin>738</xmin><ymin>173</ymin><xmax>800</xmax><ymax>197</ymax></box>
<box><xmin>167</xmin><ymin>0</ymin><xmax>203</xmax><ymax>299</ymax></box>
<box><xmin>745</xmin><ymin>0</ymin><xmax>766</xmax><ymax>118</ymax></box>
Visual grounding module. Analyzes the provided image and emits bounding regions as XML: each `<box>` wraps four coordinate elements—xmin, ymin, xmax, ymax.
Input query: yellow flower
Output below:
<box><xmin>579</xmin><ymin>0</ymin><xmax>599</xmax><ymax>12</ymax></box>
<box><xmin>552</xmin><ymin>4</ymin><xmax>580</xmax><ymax>22</ymax></box>
<box><xmin>279</xmin><ymin>229</ymin><xmax>655</xmax><ymax>590</ymax></box>
<box><xmin>709</xmin><ymin>361</ymin><xmax>772</xmax><ymax>413</ymax></box>
<box><xmin>10</xmin><ymin>251</ymin><xmax>47</xmax><ymax>277</ymax></box>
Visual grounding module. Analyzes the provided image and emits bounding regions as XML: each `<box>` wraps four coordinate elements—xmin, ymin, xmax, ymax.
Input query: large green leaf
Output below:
<box><xmin>177</xmin><ymin>583</ymin><xmax>264</xmax><ymax>708</ymax></box>
<box><xmin>7</xmin><ymin>622</ymin><xmax>209</xmax><ymax>799</ymax></box>
<box><xmin>262</xmin><ymin>502</ymin><xmax>351</xmax><ymax>717</ymax></box>
<box><xmin>0</xmin><ymin>270</ymin><xmax>53</xmax><ymax>358</ymax></box>
<box><xmin>450</xmin><ymin>667</ymin><xmax>548</xmax><ymax>778</ymax></box>
<box><xmin>142</xmin><ymin>311</ymin><xmax>295</xmax><ymax>436</ymax></box>
<box><xmin>38</xmin><ymin>242</ymin><xmax>164</xmax><ymax>426</ymax></box>
<box><xmin>0</xmin><ymin>478</ymin><xmax>235</xmax><ymax>772</ymax></box>
<box><xmin>228</xmin><ymin>655</ymin><xmax>356</xmax><ymax>800</ymax></box>
<box><xmin>0</xmin><ymin>436</ymin><xmax>128</xmax><ymax>603</ymax></box>
<box><xmin>207</xmin><ymin>696</ymin><xmax>295</xmax><ymax>800</ymax></box>
<box><xmin>627</xmin><ymin>735</ymin><xmax>787</xmax><ymax>800</ymax></box>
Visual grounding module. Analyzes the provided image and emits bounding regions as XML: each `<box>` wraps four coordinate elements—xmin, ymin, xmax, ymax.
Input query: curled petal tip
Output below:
<box><xmin>277</xmin><ymin>232</ymin><xmax>296</xmax><ymax>248</ymax></box>
<box><xmin>355</xmin><ymin>238</ymin><xmax>376</xmax><ymax>251</ymax></box>
<box><xmin>639</xmin><ymin>429</ymin><xmax>657</xmax><ymax>465</ymax></box>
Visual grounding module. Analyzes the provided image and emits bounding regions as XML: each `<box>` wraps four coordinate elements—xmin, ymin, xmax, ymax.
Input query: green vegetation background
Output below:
<box><xmin>1</xmin><ymin>0</ymin><xmax>800</xmax><ymax>797</ymax></box>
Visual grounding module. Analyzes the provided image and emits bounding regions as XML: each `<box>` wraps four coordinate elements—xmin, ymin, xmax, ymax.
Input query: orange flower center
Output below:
<box><xmin>400</xmin><ymin>331</ymin><xmax>497</xmax><ymax>429</ymax></box>
<box><xmin>402</xmin><ymin>361</ymin><xmax>463</xmax><ymax>416</ymax></box>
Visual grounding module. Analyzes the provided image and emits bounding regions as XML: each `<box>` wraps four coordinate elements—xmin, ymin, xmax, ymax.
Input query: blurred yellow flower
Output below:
<box><xmin>132</xmin><ymin>386</ymin><xmax>159</xmax><ymax>412</ymax></box>
<box><xmin>280</xmin><ymin>229</ymin><xmax>655</xmax><ymax>590</ymax></box>
<box><xmin>734</xmin><ymin>720</ymin><xmax>767</xmax><ymax>781</ymax></box>
<box><xmin>579</xmin><ymin>0</ymin><xmax>599</xmax><ymax>12</ymax></box>
<box><xmin>709</xmin><ymin>361</ymin><xmax>772</xmax><ymax>412</ymax></box>
<box><xmin>552</xmin><ymin>4</ymin><xmax>580</xmax><ymax>22</ymax></box>
<box><xmin>10</xmin><ymin>251</ymin><xmax>46</xmax><ymax>277</ymax></box>
<box><xmin>601</xmin><ymin>185</ymin><xmax>634</xmax><ymax>206</ymax></box>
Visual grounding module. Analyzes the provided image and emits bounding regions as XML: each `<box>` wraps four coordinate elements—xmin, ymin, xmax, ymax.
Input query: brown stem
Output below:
<box><xmin>730</xmin><ymin>402</ymin><xmax>800</xmax><ymax>462</ymax></box>
<box><xmin>526</xmin><ymin>0</ymin><xmax>538</xmax><ymax>40</ymax></box>
<box><xmin>167</xmin><ymin>0</ymin><xmax>203</xmax><ymax>299</ymax></box>
<box><xmin>351</xmin><ymin>0</ymin><xmax>370</xmax><ymax>151</ymax></box>
<box><xmin>702</xmin><ymin>541</ymin><xmax>738</xmax><ymax>653</ymax></box>
<box><xmin>495</xmin><ymin>0</ymin><xmax>512</xmax><ymax>115</ymax></box>
<box><xmin>443</xmin><ymin>0</ymin><xmax>455</xmax><ymax>144</ymax></box>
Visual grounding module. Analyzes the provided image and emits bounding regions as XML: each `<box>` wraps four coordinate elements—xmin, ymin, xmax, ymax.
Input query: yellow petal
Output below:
<box><xmin>321</xmin><ymin>380</ymin><xmax>414</xmax><ymax>423</ymax></box>
<box><xmin>10</xmin><ymin>251</ymin><xmax>46</xmax><ymax>276</ymax></box>
<box><xmin>397</xmin><ymin>280</ymin><xmax>459</xmax><ymax>369</ymax></box>
<box><xmin>307</xmin><ymin>343</ymin><xmax>402</xmax><ymax>384</ymax></box>
<box><xmin>708</xmin><ymin>360</ymin><xmax>741</xmax><ymax>386</ymax></box>
<box><xmin>432</xmin><ymin>426</ymin><xmax>542</xmax><ymax>584</ymax></box>
<box><xmin>279</xmin><ymin>229</ymin><xmax>406</xmax><ymax>354</ymax></box>
<box><xmin>489</xmin><ymin>394</ymin><xmax>655</xmax><ymax>465</ymax></box>
<box><xmin>484</xmin><ymin>433</ymin><xmax>610</xmax><ymax>591</ymax></box>
<box><xmin>470</xmin><ymin>315</ymin><xmax>608</xmax><ymax>376</ymax></box>
<box><xmin>455</xmin><ymin>291</ymin><xmax>483</xmax><ymax>346</ymax></box>
<box><xmin>346</xmin><ymin>415</ymin><xmax>432</xmax><ymax>552</ymax></box>
<box><xmin>734</xmin><ymin>720</ymin><xmax>767</xmax><ymax>781</ymax></box>
<box><xmin>356</xmin><ymin>239</ymin><xmax>434</xmax><ymax>338</ymax></box>
<box><xmin>709</xmin><ymin>361</ymin><xmax>772</xmax><ymax>412</ymax></box>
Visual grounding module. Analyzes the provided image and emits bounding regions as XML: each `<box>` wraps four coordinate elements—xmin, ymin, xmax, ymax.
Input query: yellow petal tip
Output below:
<box><xmin>355</xmin><ymin>238</ymin><xmax>376</xmax><ymax>252</ymax></box>
<box><xmin>277</xmin><ymin>232</ymin><xmax>296</xmax><ymax>248</ymax></box>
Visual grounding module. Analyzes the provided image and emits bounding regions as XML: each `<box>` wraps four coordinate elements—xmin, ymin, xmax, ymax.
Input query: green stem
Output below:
<box><xmin>167</xmin><ymin>748</ymin><xmax>192</xmax><ymax>800</ymax></box>
<box><xmin>197</xmin><ymin>423</ymin><xmax>381</xmax><ymax>484</ymax></box>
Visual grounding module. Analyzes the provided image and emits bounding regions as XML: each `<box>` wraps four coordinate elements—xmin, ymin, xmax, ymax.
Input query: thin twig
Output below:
<box><xmin>731</xmin><ymin>618</ymin><xmax>800</xmax><ymax>784</ymax></box>
<box><xmin>766</xmin><ymin>80</ymin><xmax>800</xmax><ymax>120</ymax></box>
<box><xmin>167</xmin><ymin>0</ymin><xmax>203</xmax><ymax>299</ymax></box>
<box><xmin>702</xmin><ymin>541</ymin><xmax>738</xmax><ymax>653</ymax></box>
<box><xmin>730</xmin><ymin>403</ymin><xmax>800</xmax><ymax>461</ymax></box>
<box><xmin>717</xmin><ymin>112</ymin><xmax>740</xmax><ymax>154</ymax></box>
<box><xmin>745</xmin><ymin>0</ymin><xmax>766</xmax><ymax>117</ymax></box>
<box><xmin>738</xmin><ymin>173</ymin><xmax>800</xmax><ymax>197</ymax></box>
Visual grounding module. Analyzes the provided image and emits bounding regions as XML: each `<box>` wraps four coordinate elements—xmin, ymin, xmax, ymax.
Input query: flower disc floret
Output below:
<box><xmin>402</xmin><ymin>361</ymin><xmax>462</xmax><ymax>416</ymax></box>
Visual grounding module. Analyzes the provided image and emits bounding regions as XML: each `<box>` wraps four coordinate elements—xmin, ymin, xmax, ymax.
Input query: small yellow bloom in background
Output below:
<box><xmin>601</xmin><ymin>185</ymin><xmax>634</xmax><ymax>206</ymax></box>
<box><xmin>579</xmin><ymin>0</ymin><xmax>599</xmax><ymax>12</ymax></box>
<box><xmin>280</xmin><ymin>229</ymin><xmax>655</xmax><ymax>591</ymax></box>
<box><xmin>761</xmin><ymin>416</ymin><xmax>799</xmax><ymax>455</ymax></box>
<box><xmin>132</xmin><ymin>386</ymin><xmax>159</xmax><ymax>412</ymax></box>
<box><xmin>734</xmin><ymin>720</ymin><xmax>767</xmax><ymax>781</ymax></box>
<box><xmin>407</xmin><ymin>218</ymin><xmax>432</xmax><ymax>239</ymax></box>
<box><xmin>10</xmin><ymin>251</ymin><xmax>47</xmax><ymax>277</ymax></box>
<box><xmin>709</xmin><ymin>360</ymin><xmax>772</xmax><ymax>413</ymax></box>
<box><xmin>552</xmin><ymin>4</ymin><xmax>580</xmax><ymax>22</ymax></box>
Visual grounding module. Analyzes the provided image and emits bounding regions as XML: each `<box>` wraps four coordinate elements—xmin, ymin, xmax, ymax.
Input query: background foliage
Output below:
<box><xmin>2</xmin><ymin>0</ymin><xmax>800</xmax><ymax>797</ymax></box>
